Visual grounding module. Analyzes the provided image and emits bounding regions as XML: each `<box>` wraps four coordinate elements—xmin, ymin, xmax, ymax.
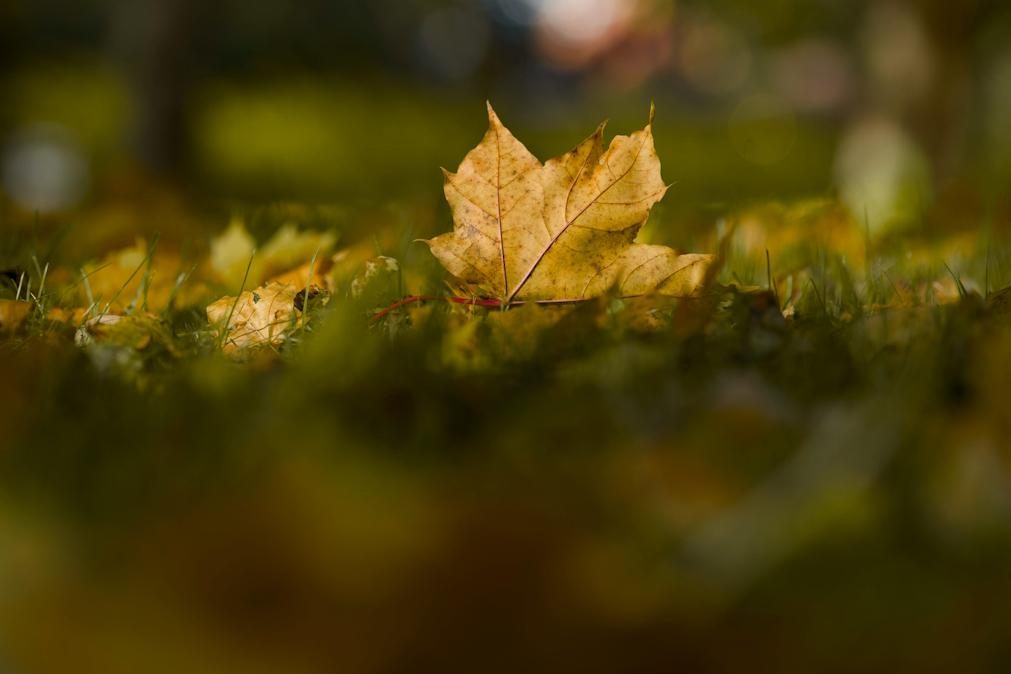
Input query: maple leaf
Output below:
<box><xmin>427</xmin><ymin>104</ymin><xmax>710</xmax><ymax>303</ymax></box>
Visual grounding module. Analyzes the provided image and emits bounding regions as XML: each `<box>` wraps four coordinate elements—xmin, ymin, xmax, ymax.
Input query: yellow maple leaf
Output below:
<box><xmin>427</xmin><ymin>104</ymin><xmax>710</xmax><ymax>303</ymax></box>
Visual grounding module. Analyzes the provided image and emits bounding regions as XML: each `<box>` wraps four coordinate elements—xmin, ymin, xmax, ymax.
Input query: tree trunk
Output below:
<box><xmin>110</xmin><ymin>0</ymin><xmax>193</xmax><ymax>177</ymax></box>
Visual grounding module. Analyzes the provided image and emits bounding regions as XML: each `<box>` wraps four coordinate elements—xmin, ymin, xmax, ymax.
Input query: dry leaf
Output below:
<box><xmin>351</xmin><ymin>256</ymin><xmax>400</xmax><ymax>298</ymax></box>
<box><xmin>79</xmin><ymin>241</ymin><xmax>205</xmax><ymax>313</ymax></box>
<box><xmin>74</xmin><ymin>313</ymin><xmax>161</xmax><ymax>350</ymax></box>
<box><xmin>427</xmin><ymin>104</ymin><xmax>711</xmax><ymax>303</ymax></box>
<box><xmin>733</xmin><ymin>200</ymin><xmax>864</xmax><ymax>270</ymax></box>
<box><xmin>0</xmin><ymin>300</ymin><xmax>32</xmax><ymax>332</ymax></box>
<box><xmin>206</xmin><ymin>281</ymin><xmax>302</xmax><ymax>353</ymax></box>
<box><xmin>46</xmin><ymin>307</ymin><xmax>89</xmax><ymax>327</ymax></box>
<box><xmin>209</xmin><ymin>217</ymin><xmax>256</xmax><ymax>288</ymax></box>
<box><xmin>206</xmin><ymin>247</ymin><xmax>336</xmax><ymax>354</ymax></box>
<box><xmin>209</xmin><ymin>219</ymin><xmax>338</xmax><ymax>289</ymax></box>
<box><xmin>269</xmin><ymin>252</ymin><xmax>341</xmax><ymax>291</ymax></box>
<box><xmin>259</xmin><ymin>223</ymin><xmax>338</xmax><ymax>281</ymax></box>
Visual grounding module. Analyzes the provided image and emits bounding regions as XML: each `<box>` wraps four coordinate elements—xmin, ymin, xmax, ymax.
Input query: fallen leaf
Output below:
<box><xmin>269</xmin><ymin>254</ymin><xmax>337</xmax><ymax>291</ymax></box>
<box><xmin>46</xmin><ymin>307</ymin><xmax>89</xmax><ymax>327</ymax></box>
<box><xmin>79</xmin><ymin>240</ymin><xmax>206</xmax><ymax>313</ymax></box>
<box><xmin>0</xmin><ymin>300</ymin><xmax>32</xmax><ymax>332</ymax></box>
<box><xmin>206</xmin><ymin>281</ymin><xmax>301</xmax><ymax>353</ymax></box>
<box><xmin>209</xmin><ymin>219</ymin><xmax>338</xmax><ymax>289</ymax></box>
<box><xmin>732</xmin><ymin>200</ymin><xmax>863</xmax><ymax>271</ymax></box>
<box><xmin>427</xmin><ymin>104</ymin><xmax>710</xmax><ymax>303</ymax></box>
<box><xmin>209</xmin><ymin>217</ymin><xmax>256</xmax><ymax>288</ymax></box>
<box><xmin>206</xmin><ymin>246</ymin><xmax>339</xmax><ymax>354</ymax></box>
<box><xmin>351</xmin><ymin>256</ymin><xmax>400</xmax><ymax>299</ymax></box>
<box><xmin>259</xmin><ymin>223</ymin><xmax>338</xmax><ymax>281</ymax></box>
<box><xmin>74</xmin><ymin>313</ymin><xmax>161</xmax><ymax>350</ymax></box>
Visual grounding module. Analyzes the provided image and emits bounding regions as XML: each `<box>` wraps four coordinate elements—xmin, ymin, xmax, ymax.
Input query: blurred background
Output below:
<box><xmin>2</xmin><ymin>0</ymin><xmax>1010</xmax><ymax>239</ymax></box>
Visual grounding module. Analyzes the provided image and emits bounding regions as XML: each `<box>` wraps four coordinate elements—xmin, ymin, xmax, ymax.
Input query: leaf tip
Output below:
<box><xmin>486</xmin><ymin>101</ymin><xmax>502</xmax><ymax>126</ymax></box>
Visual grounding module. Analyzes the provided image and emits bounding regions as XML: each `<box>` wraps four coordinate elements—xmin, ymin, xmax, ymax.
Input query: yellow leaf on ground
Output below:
<box><xmin>208</xmin><ymin>217</ymin><xmax>256</xmax><ymax>288</ymax></box>
<box><xmin>259</xmin><ymin>223</ymin><xmax>338</xmax><ymax>281</ymax></box>
<box><xmin>206</xmin><ymin>281</ymin><xmax>301</xmax><ymax>353</ymax></box>
<box><xmin>0</xmin><ymin>300</ymin><xmax>31</xmax><ymax>332</ymax></box>
<box><xmin>79</xmin><ymin>241</ymin><xmax>206</xmax><ymax>314</ymax></box>
<box><xmin>73</xmin><ymin>313</ymin><xmax>164</xmax><ymax>350</ymax></box>
<box><xmin>46</xmin><ymin>307</ymin><xmax>89</xmax><ymax>327</ymax></box>
<box><xmin>209</xmin><ymin>219</ymin><xmax>338</xmax><ymax>289</ymax></box>
<box><xmin>269</xmin><ymin>254</ymin><xmax>337</xmax><ymax>290</ymax></box>
<box><xmin>351</xmin><ymin>256</ymin><xmax>400</xmax><ymax>298</ymax></box>
<box><xmin>427</xmin><ymin>104</ymin><xmax>710</xmax><ymax>303</ymax></box>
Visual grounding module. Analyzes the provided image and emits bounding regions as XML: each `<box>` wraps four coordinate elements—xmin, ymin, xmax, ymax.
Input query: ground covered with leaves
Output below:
<box><xmin>3</xmin><ymin>99</ymin><xmax>1011</xmax><ymax>671</ymax></box>
<box><xmin>4</xmin><ymin>193</ymin><xmax>1011</xmax><ymax>673</ymax></box>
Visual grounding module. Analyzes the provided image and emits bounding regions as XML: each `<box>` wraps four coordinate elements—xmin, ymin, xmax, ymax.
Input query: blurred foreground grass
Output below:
<box><xmin>3</xmin><ymin>185</ymin><xmax>1011</xmax><ymax>672</ymax></box>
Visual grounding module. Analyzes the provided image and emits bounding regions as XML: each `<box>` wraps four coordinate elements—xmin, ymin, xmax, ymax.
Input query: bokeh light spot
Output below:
<box><xmin>2</xmin><ymin>124</ymin><xmax>88</xmax><ymax>213</ymax></box>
